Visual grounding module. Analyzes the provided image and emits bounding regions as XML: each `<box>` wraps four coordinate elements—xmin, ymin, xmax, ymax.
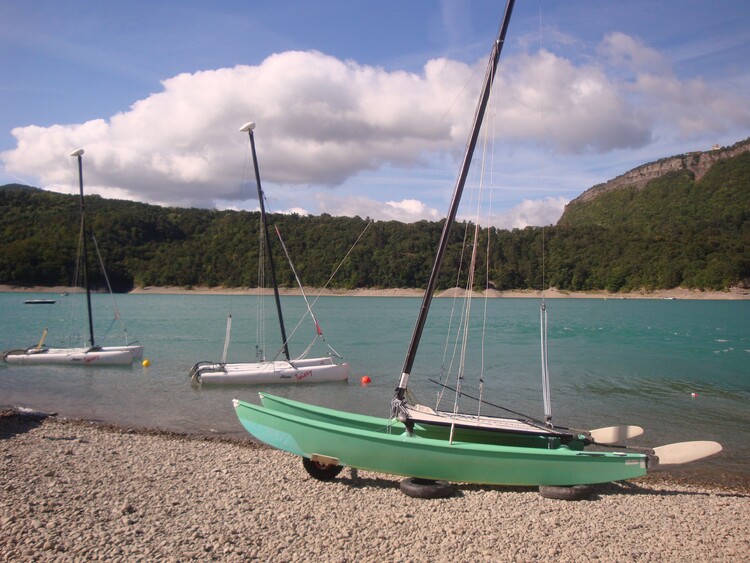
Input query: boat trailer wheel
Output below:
<box><xmin>538</xmin><ymin>484</ymin><xmax>593</xmax><ymax>501</ymax></box>
<box><xmin>302</xmin><ymin>457</ymin><xmax>344</xmax><ymax>481</ymax></box>
<box><xmin>399</xmin><ymin>478</ymin><xmax>457</xmax><ymax>499</ymax></box>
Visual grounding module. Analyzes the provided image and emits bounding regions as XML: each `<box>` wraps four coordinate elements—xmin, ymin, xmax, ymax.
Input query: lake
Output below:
<box><xmin>1</xmin><ymin>291</ymin><xmax>748</xmax><ymax>486</ymax></box>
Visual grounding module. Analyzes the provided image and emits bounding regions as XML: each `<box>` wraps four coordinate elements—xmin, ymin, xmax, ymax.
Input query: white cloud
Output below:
<box><xmin>596</xmin><ymin>32</ymin><xmax>750</xmax><ymax>139</ymax></box>
<box><xmin>313</xmin><ymin>192</ymin><xmax>441</xmax><ymax>223</ymax></box>
<box><xmin>452</xmin><ymin>194</ymin><xmax>568</xmax><ymax>230</ymax></box>
<box><xmin>384</xmin><ymin>198</ymin><xmax>442</xmax><ymax>221</ymax></box>
<box><xmin>493</xmin><ymin>49</ymin><xmax>652</xmax><ymax>152</ymax></box>
<box><xmin>598</xmin><ymin>32</ymin><xmax>666</xmax><ymax>74</ymax></box>
<box><xmin>493</xmin><ymin>197</ymin><xmax>569</xmax><ymax>230</ymax></box>
<box><xmin>2</xmin><ymin>51</ymin><xmax>474</xmax><ymax>207</ymax></box>
<box><xmin>2</xmin><ymin>35</ymin><xmax>748</xmax><ymax>224</ymax></box>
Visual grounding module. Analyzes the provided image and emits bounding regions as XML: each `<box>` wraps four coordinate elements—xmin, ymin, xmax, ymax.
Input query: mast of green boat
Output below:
<box><xmin>393</xmin><ymin>0</ymin><xmax>516</xmax><ymax>415</ymax></box>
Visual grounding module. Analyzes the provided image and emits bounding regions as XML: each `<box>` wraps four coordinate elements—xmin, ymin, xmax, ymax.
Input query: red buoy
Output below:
<box><xmin>360</xmin><ymin>375</ymin><xmax>372</xmax><ymax>385</ymax></box>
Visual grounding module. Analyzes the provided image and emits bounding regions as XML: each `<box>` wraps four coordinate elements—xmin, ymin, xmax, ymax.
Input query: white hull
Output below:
<box><xmin>4</xmin><ymin>347</ymin><xmax>134</xmax><ymax>366</ymax></box>
<box><xmin>192</xmin><ymin>357</ymin><xmax>350</xmax><ymax>385</ymax></box>
<box><xmin>102</xmin><ymin>344</ymin><xmax>144</xmax><ymax>360</ymax></box>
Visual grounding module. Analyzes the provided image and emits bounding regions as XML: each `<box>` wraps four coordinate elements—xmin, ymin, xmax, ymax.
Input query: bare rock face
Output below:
<box><xmin>569</xmin><ymin>138</ymin><xmax>750</xmax><ymax>205</ymax></box>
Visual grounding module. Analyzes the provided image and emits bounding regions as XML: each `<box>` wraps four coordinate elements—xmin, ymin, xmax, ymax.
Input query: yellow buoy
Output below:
<box><xmin>142</xmin><ymin>359</ymin><xmax>151</xmax><ymax>367</ymax></box>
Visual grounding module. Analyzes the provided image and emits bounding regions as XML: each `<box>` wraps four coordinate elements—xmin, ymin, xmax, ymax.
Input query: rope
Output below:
<box><xmin>435</xmin><ymin>221</ymin><xmax>470</xmax><ymax>409</ymax></box>
<box><xmin>256</xmin><ymin>212</ymin><xmax>266</xmax><ymax>361</ymax></box>
<box><xmin>428</xmin><ymin>379</ymin><xmax>554</xmax><ymax>432</ymax></box>
<box><xmin>275</xmin><ymin>224</ymin><xmax>323</xmax><ymax>338</ymax></box>
<box><xmin>311</xmin><ymin>219</ymin><xmax>373</xmax><ymax>306</ymax></box>
<box><xmin>271</xmin><ymin>217</ymin><xmax>373</xmax><ymax>361</ymax></box>
<box><xmin>272</xmin><ymin>224</ymin><xmax>323</xmax><ymax>360</ymax></box>
<box><xmin>91</xmin><ymin>234</ymin><xmax>132</xmax><ymax>346</ymax></box>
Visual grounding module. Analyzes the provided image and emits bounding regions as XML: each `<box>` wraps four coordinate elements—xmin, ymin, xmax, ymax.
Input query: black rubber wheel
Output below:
<box><xmin>302</xmin><ymin>457</ymin><xmax>344</xmax><ymax>481</ymax></box>
<box><xmin>399</xmin><ymin>478</ymin><xmax>456</xmax><ymax>499</ymax></box>
<box><xmin>538</xmin><ymin>484</ymin><xmax>593</xmax><ymax>501</ymax></box>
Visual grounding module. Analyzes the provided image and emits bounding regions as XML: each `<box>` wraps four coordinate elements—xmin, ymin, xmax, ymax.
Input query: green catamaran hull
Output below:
<box><xmin>234</xmin><ymin>397</ymin><xmax>648</xmax><ymax>486</ymax></box>
<box><xmin>259</xmin><ymin>392</ymin><xmax>576</xmax><ymax>449</ymax></box>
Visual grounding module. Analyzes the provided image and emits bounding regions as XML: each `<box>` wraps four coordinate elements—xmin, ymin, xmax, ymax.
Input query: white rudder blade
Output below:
<box><xmin>589</xmin><ymin>425</ymin><xmax>644</xmax><ymax>444</ymax></box>
<box><xmin>653</xmin><ymin>441</ymin><xmax>723</xmax><ymax>466</ymax></box>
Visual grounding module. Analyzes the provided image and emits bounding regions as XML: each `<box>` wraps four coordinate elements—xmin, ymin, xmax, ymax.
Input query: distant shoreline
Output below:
<box><xmin>2</xmin><ymin>284</ymin><xmax>749</xmax><ymax>300</ymax></box>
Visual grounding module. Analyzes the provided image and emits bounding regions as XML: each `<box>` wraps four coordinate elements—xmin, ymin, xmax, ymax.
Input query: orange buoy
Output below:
<box><xmin>360</xmin><ymin>375</ymin><xmax>371</xmax><ymax>385</ymax></box>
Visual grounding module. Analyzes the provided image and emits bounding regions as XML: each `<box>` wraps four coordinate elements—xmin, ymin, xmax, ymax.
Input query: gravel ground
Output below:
<box><xmin>1</xmin><ymin>411</ymin><xmax>748</xmax><ymax>562</ymax></box>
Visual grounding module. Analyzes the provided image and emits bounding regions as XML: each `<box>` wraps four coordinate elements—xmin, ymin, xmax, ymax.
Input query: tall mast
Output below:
<box><xmin>70</xmin><ymin>149</ymin><xmax>96</xmax><ymax>349</ymax></box>
<box><xmin>240</xmin><ymin>122</ymin><xmax>291</xmax><ymax>361</ymax></box>
<box><xmin>394</xmin><ymin>0</ymin><xmax>515</xmax><ymax>403</ymax></box>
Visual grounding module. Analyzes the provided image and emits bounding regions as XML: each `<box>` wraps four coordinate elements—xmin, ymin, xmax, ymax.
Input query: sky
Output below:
<box><xmin>1</xmin><ymin>0</ymin><xmax>749</xmax><ymax>229</ymax></box>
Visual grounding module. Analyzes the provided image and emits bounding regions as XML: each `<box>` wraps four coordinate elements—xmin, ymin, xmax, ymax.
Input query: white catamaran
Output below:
<box><xmin>232</xmin><ymin>0</ymin><xmax>721</xmax><ymax>495</ymax></box>
<box><xmin>189</xmin><ymin>123</ymin><xmax>350</xmax><ymax>385</ymax></box>
<box><xmin>2</xmin><ymin>149</ymin><xmax>143</xmax><ymax>366</ymax></box>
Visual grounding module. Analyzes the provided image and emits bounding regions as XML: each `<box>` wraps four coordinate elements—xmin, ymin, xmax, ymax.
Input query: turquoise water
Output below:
<box><xmin>1</xmin><ymin>292</ymin><xmax>748</xmax><ymax>485</ymax></box>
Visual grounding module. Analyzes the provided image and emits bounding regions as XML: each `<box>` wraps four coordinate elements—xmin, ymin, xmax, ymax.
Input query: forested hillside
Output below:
<box><xmin>556</xmin><ymin>149</ymin><xmax>750</xmax><ymax>290</ymax></box>
<box><xmin>1</xmin><ymin>147</ymin><xmax>748</xmax><ymax>293</ymax></box>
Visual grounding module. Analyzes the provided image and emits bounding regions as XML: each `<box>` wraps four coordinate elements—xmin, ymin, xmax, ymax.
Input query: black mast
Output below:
<box><xmin>71</xmin><ymin>149</ymin><xmax>97</xmax><ymax>349</ymax></box>
<box><xmin>394</xmin><ymin>0</ymin><xmax>516</xmax><ymax>404</ymax></box>
<box><xmin>240</xmin><ymin>122</ymin><xmax>291</xmax><ymax>361</ymax></box>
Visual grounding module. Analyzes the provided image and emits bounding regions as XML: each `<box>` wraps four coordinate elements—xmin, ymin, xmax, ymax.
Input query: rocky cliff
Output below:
<box><xmin>567</xmin><ymin>137</ymin><xmax>750</xmax><ymax>206</ymax></box>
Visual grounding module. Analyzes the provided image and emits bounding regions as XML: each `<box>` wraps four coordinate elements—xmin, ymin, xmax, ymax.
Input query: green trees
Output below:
<box><xmin>1</xmin><ymin>148</ymin><xmax>748</xmax><ymax>293</ymax></box>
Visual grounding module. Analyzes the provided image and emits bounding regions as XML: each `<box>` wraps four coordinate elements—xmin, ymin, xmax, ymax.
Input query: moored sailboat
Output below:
<box><xmin>232</xmin><ymin>0</ymin><xmax>721</xmax><ymax>490</ymax></box>
<box><xmin>2</xmin><ymin>149</ymin><xmax>143</xmax><ymax>366</ymax></box>
<box><xmin>189</xmin><ymin>123</ymin><xmax>350</xmax><ymax>385</ymax></box>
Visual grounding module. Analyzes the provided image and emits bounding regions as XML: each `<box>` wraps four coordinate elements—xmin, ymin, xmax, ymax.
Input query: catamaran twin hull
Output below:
<box><xmin>233</xmin><ymin>395</ymin><xmax>650</xmax><ymax>486</ymax></box>
<box><xmin>3</xmin><ymin>344</ymin><xmax>143</xmax><ymax>366</ymax></box>
<box><xmin>192</xmin><ymin>357</ymin><xmax>350</xmax><ymax>385</ymax></box>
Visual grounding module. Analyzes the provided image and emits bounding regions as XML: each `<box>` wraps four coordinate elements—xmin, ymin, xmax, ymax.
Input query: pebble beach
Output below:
<box><xmin>1</xmin><ymin>411</ymin><xmax>748</xmax><ymax>562</ymax></box>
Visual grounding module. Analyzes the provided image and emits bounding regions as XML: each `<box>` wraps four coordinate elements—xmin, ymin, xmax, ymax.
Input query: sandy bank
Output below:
<box><xmin>1</xmin><ymin>411</ymin><xmax>747</xmax><ymax>561</ymax></box>
<box><xmin>122</xmin><ymin>285</ymin><xmax>750</xmax><ymax>300</ymax></box>
<box><xmin>2</xmin><ymin>284</ymin><xmax>748</xmax><ymax>299</ymax></box>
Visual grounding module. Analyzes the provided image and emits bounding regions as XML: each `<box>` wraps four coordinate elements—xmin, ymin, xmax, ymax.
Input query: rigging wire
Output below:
<box><xmin>478</xmin><ymin>54</ymin><xmax>502</xmax><ymax>418</ymax></box>
<box><xmin>61</xmin><ymin>219</ymin><xmax>86</xmax><ymax>347</ymax></box>
<box><xmin>91</xmin><ymin>234</ymin><xmax>134</xmax><ymax>346</ymax></box>
<box><xmin>311</xmin><ymin>219</ymin><xmax>374</xmax><ymax>307</ymax></box>
<box><xmin>274</xmin><ymin>225</ymin><xmax>323</xmax><ymax>352</ymax></box>
<box><xmin>257</xmin><ymin>199</ymin><xmax>371</xmax><ymax>361</ymax></box>
<box><xmin>479</xmin><ymin>148</ymin><xmax>496</xmax><ymax>416</ymax></box>
<box><xmin>231</xmin><ymin>134</ymin><xmax>267</xmax><ymax>363</ymax></box>
<box><xmin>256</xmin><ymin>222</ymin><xmax>266</xmax><ymax>361</ymax></box>
<box><xmin>435</xmin><ymin>73</ymin><xmax>498</xmax><ymax>416</ymax></box>
<box><xmin>445</xmin><ymin>39</ymin><xmax>501</xmax><ymax>421</ymax></box>
<box><xmin>435</xmin><ymin>219</ymin><xmax>471</xmax><ymax>410</ymax></box>
<box><xmin>453</xmin><ymin>148</ymin><xmax>490</xmax><ymax>418</ymax></box>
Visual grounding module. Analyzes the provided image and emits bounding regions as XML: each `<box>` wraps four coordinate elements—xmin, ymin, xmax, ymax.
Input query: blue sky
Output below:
<box><xmin>1</xmin><ymin>0</ymin><xmax>749</xmax><ymax>228</ymax></box>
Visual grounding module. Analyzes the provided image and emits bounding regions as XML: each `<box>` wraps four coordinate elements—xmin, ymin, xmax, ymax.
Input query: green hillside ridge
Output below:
<box><xmin>1</xmin><ymin>142</ymin><xmax>748</xmax><ymax>293</ymax></box>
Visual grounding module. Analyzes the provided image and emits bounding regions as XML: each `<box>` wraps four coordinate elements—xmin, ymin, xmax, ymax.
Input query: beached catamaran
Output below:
<box><xmin>233</xmin><ymin>0</ymin><xmax>721</xmax><ymax>491</ymax></box>
<box><xmin>2</xmin><ymin>150</ymin><xmax>143</xmax><ymax>366</ymax></box>
<box><xmin>189</xmin><ymin>123</ymin><xmax>350</xmax><ymax>385</ymax></box>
